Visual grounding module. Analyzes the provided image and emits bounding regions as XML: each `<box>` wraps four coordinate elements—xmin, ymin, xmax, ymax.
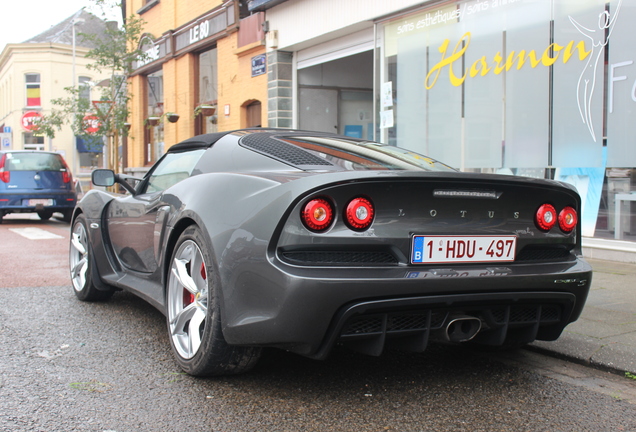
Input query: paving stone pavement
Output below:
<box><xmin>530</xmin><ymin>258</ymin><xmax>636</xmax><ymax>375</ymax></box>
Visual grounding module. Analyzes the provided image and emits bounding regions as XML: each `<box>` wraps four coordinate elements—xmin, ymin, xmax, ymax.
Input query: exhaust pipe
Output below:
<box><xmin>433</xmin><ymin>315</ymin><xmax>482</xmax><ymax>343</ymax></box>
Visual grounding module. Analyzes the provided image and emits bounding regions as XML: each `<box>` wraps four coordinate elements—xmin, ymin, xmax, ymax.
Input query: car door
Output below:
<box><xmin>107</xmin><ymin>149</ymin><xmax>206</xmax><ymax>274</ymax></box>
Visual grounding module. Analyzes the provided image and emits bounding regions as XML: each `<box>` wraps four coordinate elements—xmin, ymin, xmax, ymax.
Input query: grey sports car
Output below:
<box><xmin>69</xmin><ymin>129</ymin><xmax>592</xmax><ymax>376</ymax></box>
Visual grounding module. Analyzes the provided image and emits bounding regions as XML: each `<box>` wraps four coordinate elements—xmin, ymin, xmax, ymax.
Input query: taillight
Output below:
<box><xmin>62</xmin><ymin>170</ymin><xmax>71</xmax><ymax>183</ymax></box>
<box><xmin>344</xmin><ymin>197</ymin><xmax>374</xmax><ymax>231</ymax></box>
<box><xmin>558</xmin><ymin>206</ymin><xmax>578</xmax><ymax>232</ymax></box>
<box><xmin>535</xmin><ymin>204</ymin><xmax>557</xmax><ymax>231</ymax></box>
<box><xmin>301</xmin><ymin>197</ymin><xmax>334</xmax><ymax>232</ymax></box>
<box><xmin>0</xmin><ymin>154</ymin><xmax>8</xmax><ymax>183</ymax></box>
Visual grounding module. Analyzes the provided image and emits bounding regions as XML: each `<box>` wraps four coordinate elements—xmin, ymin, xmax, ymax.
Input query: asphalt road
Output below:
<box><xmin>1</xmin><ymin>215</ymin><xmax>636</xmax><ymax>431</ymax></box>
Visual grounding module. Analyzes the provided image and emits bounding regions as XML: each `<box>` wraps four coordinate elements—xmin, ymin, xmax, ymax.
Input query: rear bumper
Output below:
<box><xmin>220</xmin><ymin>257</ymin><xmax>592</xmax><ymax>358</ymax></box>
<box><xmin>0</xmin><ymin>192</ymin><xmax>76</xmax><ymax>213</ymax></box>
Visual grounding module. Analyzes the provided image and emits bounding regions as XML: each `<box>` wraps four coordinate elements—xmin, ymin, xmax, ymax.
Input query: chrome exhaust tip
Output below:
<box><xmin>441</xmin><ymin>315</ymin><xmax>482</xmax><ymax>343</ymax></box>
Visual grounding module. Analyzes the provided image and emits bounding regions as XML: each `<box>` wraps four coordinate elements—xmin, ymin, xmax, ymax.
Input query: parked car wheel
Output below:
<box><xmin>166</xmin><ymin>225</ymin><xmax>261</xmax><ymax>376</ymax></box>
<box><xmin>69</xmin><ymin>215</ymin><xmax>114</xmax><ymax>301</ymax></box>
<box><xmin>37</xmin><ymin>210</ymin><xmax>52</xmax><ymax>221</ymax></box>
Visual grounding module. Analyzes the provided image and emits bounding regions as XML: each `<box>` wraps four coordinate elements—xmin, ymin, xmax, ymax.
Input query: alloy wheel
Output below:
<box><xmin>167</xmin><ymin>239</ymin><xmax>209</xmax><ymax>359</ymax></box>
<box><xmin>69</xmin><ymin>221</ymin><xmax>89</xmax><ymax>292</ymax></box>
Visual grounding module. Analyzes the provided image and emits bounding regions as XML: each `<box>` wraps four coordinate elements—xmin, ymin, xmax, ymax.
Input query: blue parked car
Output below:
<box><xmin>0</xmin><ymin>150</ymin><xmax>77</xmax><ymax>223</ymax></box>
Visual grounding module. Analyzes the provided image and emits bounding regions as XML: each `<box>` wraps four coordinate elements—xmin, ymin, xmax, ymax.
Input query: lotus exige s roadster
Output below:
<box><xmin>69</xmin><ymin>128</ymin><xmax>592</xmax><ymax>376</ymax></box>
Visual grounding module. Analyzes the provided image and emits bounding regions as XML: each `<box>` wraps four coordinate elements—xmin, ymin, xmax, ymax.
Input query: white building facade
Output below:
<box><xmin>0</xmin><ymin>10</ymin><xmax>110</xmax><ymax>178</ymax></box>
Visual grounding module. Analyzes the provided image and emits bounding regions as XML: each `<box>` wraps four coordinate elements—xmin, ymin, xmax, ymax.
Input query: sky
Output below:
<box><xmin>0</xmin><ymin>0</ymin><xmax>121</xmax><ymax>52</ymax></box>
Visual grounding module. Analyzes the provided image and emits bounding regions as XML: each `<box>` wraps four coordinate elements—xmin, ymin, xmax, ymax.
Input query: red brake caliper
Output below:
<box><xmin>183</xmin><ymin>262</ymin><xmax>205</xmax><ymax>307</ymax></box>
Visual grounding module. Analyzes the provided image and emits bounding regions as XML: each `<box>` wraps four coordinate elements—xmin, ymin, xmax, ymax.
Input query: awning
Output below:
<box><xmin>76</xmin><ymin>135</ymin><xmax>104</xmax><ymax>153</ymax></box>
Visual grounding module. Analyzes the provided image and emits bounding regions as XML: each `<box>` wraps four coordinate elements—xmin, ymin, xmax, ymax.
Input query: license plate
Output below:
<box><xmin>28</xmin><ymin>199</ymin><xmax>54</xmax><ymax>206</ymax></box>
<box><xmin>411</xmin><ymin>235</ymin><xmax>517</xmax><ymax>264</ymax></box>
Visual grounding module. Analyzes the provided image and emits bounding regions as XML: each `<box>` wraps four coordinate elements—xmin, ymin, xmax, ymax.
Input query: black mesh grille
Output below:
<box><xmin>240</xmin><ymin>134</ymin><xmax>333</xmax><ymax>167</ymax></box>
<box><xmin>387</xmin><ymin>314</ymin><xmax>429</xmax><ymax>331</ymax></box>
<box><xmin>491</xmin><ymin>308</ymin><xmax>506</xmax><ymax>324</ymax></box>
<box><xmin>516</xmin><ymin>247</ymin><xmax>572</xmax><ymax>262</ymax></box>
<box><xmin>342</xmin><ymin>317</ymin><xmax>383</xmax><ymax>335</ymax></box>
<box><xmin>430</xmin><ymin>312</ymin><xmax>447</xmax><ymax>329</ymax></box>
<box><xmin>540</xmin><ymin>305</ymin><xmax>561</xmax><ymax>322</ymax></box>
<box><xmin>509</xmin><ymin>307</ymin><xmax>538</xmax><ymax>323</ymax></box>
<box><xmin>281</xmin><ymin>250</ymin><xmax>398</xmax><ymax>265</ymax></box>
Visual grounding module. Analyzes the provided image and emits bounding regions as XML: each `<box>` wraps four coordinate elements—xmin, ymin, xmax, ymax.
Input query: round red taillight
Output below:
<box><xmin>536</xmin><ymin>203</ymin><xmax>557</xmax><ymax>231</ymax></box>
<box><xmin>301</xmin><ymin>198</ymin><xmax>334</xmax><ymax>231</ymax></box>
<box><xmin>345</xmin><ymin>197</ymin><xmax>374</xmax><ymax>230</ymax></box>
<box><xmin>558</xmin><ymin>206</ymin><xmax>578</xmax><ymax>232</ymax></box>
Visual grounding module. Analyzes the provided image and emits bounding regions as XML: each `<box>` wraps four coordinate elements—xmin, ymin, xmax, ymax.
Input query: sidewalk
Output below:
<box><xmin>529</xmin><ymin>258</ymin><xmax>636</xmax><ymax>375</ymax></box>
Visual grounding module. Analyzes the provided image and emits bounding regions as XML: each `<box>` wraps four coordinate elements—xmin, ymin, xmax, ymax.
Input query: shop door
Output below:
<box><xmin>299</xmin><ymin>88</ymin><xmax>338</xmax><ymax>133</ymax></box>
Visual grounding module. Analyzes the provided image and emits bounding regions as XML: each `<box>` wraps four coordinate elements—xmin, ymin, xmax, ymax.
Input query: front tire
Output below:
<box><xmin>69</xmin><ymin>215</ymin><xmax>113</xmax><ymax>301</ymax></box>
<box><xmin>166</xmin><ymin>225</ymin><xmax>261</xmax><ymax>376</ymax></box>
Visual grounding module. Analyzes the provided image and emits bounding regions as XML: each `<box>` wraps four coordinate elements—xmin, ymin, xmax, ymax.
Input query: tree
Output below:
<box><xmin>36</xmin><ymin>0</ymin><xmax>147</xmax><ymax>174</ymax></box>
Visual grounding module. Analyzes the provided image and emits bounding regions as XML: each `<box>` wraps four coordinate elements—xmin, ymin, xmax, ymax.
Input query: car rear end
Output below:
<box><xmin>262</xmin><ymin>173</ymin><xmax>591</xmax><ymax>358</ymax></box>
<box><xmin>0</xmin><ymin>151</ymin><xmax>77</xmax><ymax>222</ymax></box>
<box><xmin>215</xmin><ymin>131</ymin><xmax>592</xmax><ymax>358</ymax></box>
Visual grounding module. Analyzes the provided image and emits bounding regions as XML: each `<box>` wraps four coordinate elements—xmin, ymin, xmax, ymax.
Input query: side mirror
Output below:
<box><xmin>92</xmin><ymin>169</ymin><xmax>115</xmax><ymax>187</ymax></box>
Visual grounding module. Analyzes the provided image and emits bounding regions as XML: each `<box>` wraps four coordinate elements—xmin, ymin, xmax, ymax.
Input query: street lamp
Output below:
<box><xmin>71</xmin><ymin>16</ymin><xmax>85</xmax><ymax>175</ymax></box>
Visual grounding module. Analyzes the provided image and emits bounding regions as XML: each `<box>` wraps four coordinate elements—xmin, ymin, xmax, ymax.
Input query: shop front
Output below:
<box><xmin>375</xmin><ymin>0</ymin><xmax>634</xmax><ymax>242</ymax></box>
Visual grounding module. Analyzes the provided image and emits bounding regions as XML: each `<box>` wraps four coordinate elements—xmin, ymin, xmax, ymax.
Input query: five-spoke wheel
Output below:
<box><xmin>69</xmin><ymin>215</ymin><xmax>113</xmax><ymax>301</ymax></box>
<box><xmin>167</xmin><ymin>238</ymin><xmax>209</xmax><ymax>359</ymax></box>
<box><xmin>166</xmin><ymin>225</ymin><xmax>261</xmax><ymax>376</ymax></box>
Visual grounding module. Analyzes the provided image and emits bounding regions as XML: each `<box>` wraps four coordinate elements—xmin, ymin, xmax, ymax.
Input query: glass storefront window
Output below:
<box><xmin>376</xmin><ymin>0</ymin><xmax>636</xmax><ymax>241</ymax></box>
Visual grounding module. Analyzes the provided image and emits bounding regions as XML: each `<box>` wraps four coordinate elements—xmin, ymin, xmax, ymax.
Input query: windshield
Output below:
<box><xmin>4</xmin><ymin>152</ymin><xmax>66</xmax><ymax>171</ymax></box>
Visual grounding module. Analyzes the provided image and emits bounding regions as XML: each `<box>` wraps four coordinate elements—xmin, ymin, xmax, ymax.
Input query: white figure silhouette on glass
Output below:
<box><xmin>569</xmin><ymin>0</ymin><xmax>622</xmax><ymax>142</ymax></box>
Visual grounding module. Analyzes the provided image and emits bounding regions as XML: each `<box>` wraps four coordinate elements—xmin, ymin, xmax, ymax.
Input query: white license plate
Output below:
<box><xmin>411</xmin><ymin>235</ymin><xmax>517</xmax><ymax>264</ymax></box>
<box><xmin>28</xmin><ymin>199</ymin><xmax>54</xmax><ymax>206</ymax></box>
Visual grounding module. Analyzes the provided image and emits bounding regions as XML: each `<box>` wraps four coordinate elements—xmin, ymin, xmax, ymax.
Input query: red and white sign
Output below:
<box><xmin>83</xmin><ymin>115</ymin><xmax>101</xmax><ymax>134</ymax></box>
<box><xmin>21</xmin><ymin>111</ymin><xmax>42</xmax><ymax>131</ymax></box>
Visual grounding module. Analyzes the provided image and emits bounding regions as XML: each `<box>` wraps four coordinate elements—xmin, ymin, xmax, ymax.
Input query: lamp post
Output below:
<box><xmin>71</xmin><ymin>16</ymin><xmax>85</xmax><ymax>175</ymax></box>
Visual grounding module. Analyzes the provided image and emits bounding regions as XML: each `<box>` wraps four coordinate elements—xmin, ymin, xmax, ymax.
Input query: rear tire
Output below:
<box><xmin>69</xmin><ymin>214</ymin><xmax>114</xmax><ymax>301</ymax></box>
<box><xmin>37</xmin><ymin>210</ymin><xmax>52</xmax><ymax>221</ymax></box>
<box><xmin>166</xmin><ymin>225</ymin><xmax>261</xmax><ymax>376</ymax></box>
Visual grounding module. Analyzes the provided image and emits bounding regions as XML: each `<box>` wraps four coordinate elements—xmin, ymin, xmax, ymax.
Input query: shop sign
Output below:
<box><xmin>425</xmin><ymin>32</ymin><xmax>590</xmax><ymax>90</ymax></box>
<box><xmin>21</xmin><ymin>111</ymin><xmax>42</xmax><ymax>131</ymax></box>
<box><xmin>251</xmin><ymin>54</ymin><xmax>266</xmax><ymax>77</ymax></box>
<box><xmin>174</xmin><ymin>10</ymin><xmax>229</xmax><ymax>52</ymax></box>
<box><xmin>134</xmin><ymin>37</ymin><xmax>168</xmax><ymax>70</ymax></box>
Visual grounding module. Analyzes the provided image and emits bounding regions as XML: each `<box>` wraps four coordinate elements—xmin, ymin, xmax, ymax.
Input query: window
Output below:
<box><xmin>144</xmin><ymin>70</ymin><xmax>164</xmax><ymax>164</ymax></box>
<box><xmin>143</xmin><ymin>150</ymin><xmax>205</xmax><ymax>194</ymax></box>
<box><xmin>4</xmin><ymin>152</ymin><xmax>65</xmax><ymax>171</ymax></box>
<box><xmin>197</xmin><ymin>47</ymin><xmax>218</xmax><ymax>135</ymax></box>
<box><xmin>23</xmin><ymin>132</ymin><xmax>44</xmax><ymax>151</ymax></box>
<box><xmin>25</xmin><ymin>73</ymin><xmax>41</xmax><ymax>107</ymax></box>
<box><xmin>79</xmin><ymin>76</ymin><xmax>91</xmax><ymax>102</ymax></box>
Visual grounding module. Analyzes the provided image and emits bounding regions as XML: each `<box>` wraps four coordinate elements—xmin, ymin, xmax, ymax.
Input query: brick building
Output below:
<box><xmin>125</xmin><ymin>0</ymin><xmax>267</xmax><ymax>168</ymax></box>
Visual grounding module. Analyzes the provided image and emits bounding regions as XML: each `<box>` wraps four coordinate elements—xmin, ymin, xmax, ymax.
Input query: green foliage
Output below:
<box><xmin>36</xmin><ymin>0</ymin><xmax>148</xmax><ymax>142</ymax></box>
